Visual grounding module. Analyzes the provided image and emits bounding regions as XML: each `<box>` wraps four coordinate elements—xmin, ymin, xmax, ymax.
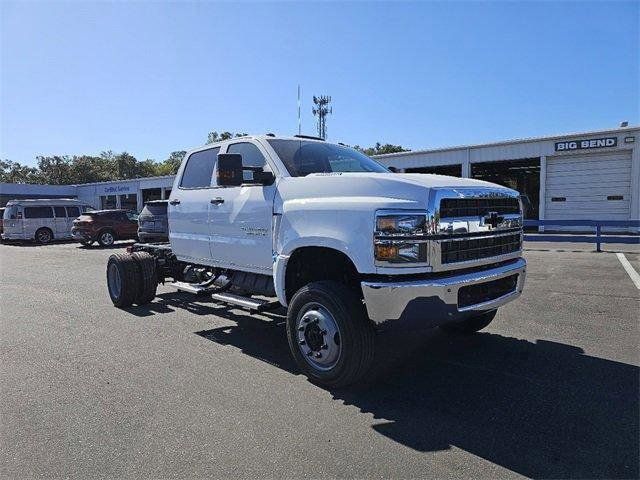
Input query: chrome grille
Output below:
<box><xmin>441</xmin><ymin>232</ymin><xmax>521</xmax><ymax>264</ymax></box>
<box><xmin>439</xmin><ymin>197</ymin><xmax>520</xmax><ymax>218</ymax></box>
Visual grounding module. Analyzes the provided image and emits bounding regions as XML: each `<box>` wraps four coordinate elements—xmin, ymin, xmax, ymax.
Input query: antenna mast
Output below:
<box><xmin>297</xmin><ymin>85</ymin><xmax>302</xmax><ymax>135</ymax></box>
<box><xmin>312</xmin><ymin>95</ymin><xmax>332</xmax><ymax>139</ymax></box>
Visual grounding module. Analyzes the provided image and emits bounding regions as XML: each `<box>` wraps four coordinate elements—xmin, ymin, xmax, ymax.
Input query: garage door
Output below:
<box><xmin>545</xmin><ymin>151</ymin><xmax>632</xmax><ymax>230</ymax></box>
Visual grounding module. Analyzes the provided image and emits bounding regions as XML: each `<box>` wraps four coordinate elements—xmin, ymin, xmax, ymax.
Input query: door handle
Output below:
<box><xmin>169</xmin><ymin>199</ymin><xmax>180</xmax><ymax>205</ymax></box>
<box><xmin>210</xmin><ymin>197</ymin><xmax>225</xmax><ymax>205</ymax></box>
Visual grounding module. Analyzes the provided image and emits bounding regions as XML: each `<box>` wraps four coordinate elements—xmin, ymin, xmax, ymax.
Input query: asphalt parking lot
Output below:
<box><xmin>1</xmin><ymin>241</ymin><xmax>638</xmax><ymax>479</ymax></box>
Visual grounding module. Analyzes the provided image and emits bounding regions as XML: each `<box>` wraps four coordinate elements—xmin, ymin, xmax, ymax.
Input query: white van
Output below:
<box><xmin>1</xmin><ymin>199</ymin><xmax>93</xmax><ymax>244</ymax></box>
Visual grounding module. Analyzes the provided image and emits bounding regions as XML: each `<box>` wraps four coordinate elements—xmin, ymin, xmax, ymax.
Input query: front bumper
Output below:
<box><xmin>71</xmin><ymin>229</ymin><xmax>93</xmax><ymax>241</ymax></box>
<box><xmin>361</xmin><ymin>258</ymin><xmax>526</xmax><ymax>330</ymax></box>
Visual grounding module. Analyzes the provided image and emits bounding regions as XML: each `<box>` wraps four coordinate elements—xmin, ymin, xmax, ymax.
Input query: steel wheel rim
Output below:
<box><xmin>296</xmin><ymin>302</ymin><xmax>342</xmax><ymax>371</ymax></box>
<box><xmin>101</xmin><ymin>232</ymin><xmax>114</xmax><ymax>245</ymax></box>
<box><xmin>107</xmin><ymin>263</ymin><xmax>122</xmax><ymax>298</ymax></box>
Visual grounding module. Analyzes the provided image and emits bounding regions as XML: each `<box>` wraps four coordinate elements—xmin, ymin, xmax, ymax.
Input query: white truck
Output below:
<box><xmin>105</xmin><ymin>135</ymin><xmax>527</xmax><ymax>387</ymax></box>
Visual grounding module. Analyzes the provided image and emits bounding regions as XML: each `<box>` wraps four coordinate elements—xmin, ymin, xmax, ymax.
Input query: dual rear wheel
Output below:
<box><xmin>106</xmin><ymin>252</ymin><xmax>157</xmax><ymax>307</ymax></box>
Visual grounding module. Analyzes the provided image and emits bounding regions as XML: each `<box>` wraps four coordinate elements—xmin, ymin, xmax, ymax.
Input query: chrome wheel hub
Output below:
<box><xmin>296</xmin><ymin>303</ymin><xmax>341</xmax><ymax>371</ymax></box>
<box><xmin>102</xmin><ymin>232</ymin><xmax>114</xmax><ymax>245</ymax></box>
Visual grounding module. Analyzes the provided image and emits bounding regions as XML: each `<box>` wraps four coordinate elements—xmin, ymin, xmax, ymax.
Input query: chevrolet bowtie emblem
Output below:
<box><xmin>484</xmin><ymin>211</ymin><xmax>503</xmax><ymax>229</ymax></box>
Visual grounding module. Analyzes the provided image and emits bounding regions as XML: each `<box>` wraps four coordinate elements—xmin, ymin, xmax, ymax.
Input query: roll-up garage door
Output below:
<box><xmin>545</xmin><ymin>151</ymin><xmax>632</xmax><ymax>231</ymax></box>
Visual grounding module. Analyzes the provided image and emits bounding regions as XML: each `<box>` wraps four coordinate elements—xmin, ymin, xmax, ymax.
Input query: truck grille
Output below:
<box><xmin>441</xmin><ymin>232</ymin><xmax>521</xmax><ymax>264</ymax></box>
<box><xmin>439</xmin><ymin>197</ymin><xmax>520</xmax><ymax>218</ymax></box>
<box><xmin>458</xmin><ymin>274</ymin><xmax>518</xmax><ymax>308</ymax></box>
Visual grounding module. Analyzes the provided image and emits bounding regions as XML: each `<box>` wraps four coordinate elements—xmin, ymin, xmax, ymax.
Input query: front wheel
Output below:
<box><xmin>286</xmin><ymin>281</ymin><xmax>375</xmax><ymax>388</ymax></box>
<box><xmin>441</xmin><ymin>309</ymin><xmax>498</xmax><ymax>334</ymax></box>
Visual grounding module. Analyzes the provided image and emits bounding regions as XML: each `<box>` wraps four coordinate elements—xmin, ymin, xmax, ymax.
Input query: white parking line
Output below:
<box><xmin>616</xmin><ymin>253</ymin><xmax>640</xmax><ymax>290</ymax></box>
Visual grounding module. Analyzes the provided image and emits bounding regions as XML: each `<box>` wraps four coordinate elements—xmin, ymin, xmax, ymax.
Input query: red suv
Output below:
<box><xmin>72</xmin><ymin>209</ymin><xmax>139</xmax><ymax>247</ymax></box>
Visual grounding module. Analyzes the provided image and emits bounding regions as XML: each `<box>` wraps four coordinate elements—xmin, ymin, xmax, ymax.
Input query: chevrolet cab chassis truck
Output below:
<box><xmin>106</xmin><ymin>135</ymin><xmax>527</xmax><ymax>387</ymax></box>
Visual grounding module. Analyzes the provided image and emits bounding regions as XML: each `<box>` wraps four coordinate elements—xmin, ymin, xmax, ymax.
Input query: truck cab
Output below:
<box><xmin>106</xmin><ymin>135</ymin><xmax>526</xmax><ymax>387</ymax></box>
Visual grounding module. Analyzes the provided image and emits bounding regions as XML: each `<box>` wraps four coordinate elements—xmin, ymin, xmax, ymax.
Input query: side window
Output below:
<box><xmin>180</xmin><ymin>147</ymin><xmax>220</xmax><ymax>189</ymax></box>
<box><xmin>227</xmin><ymin>142</ymin><xmax>268</xmax><ymax>175</ymax></box>
<box><xmin>67</xmin><ymin>207</ymin><xmax>80</xmax><ymax>218</ymax></box>
<box><xmin>54</xmin><ymin>206</ymin><xmax>66</xmax><ymax>217</ymax></box>
<box><xmin>24</xmin><ymin>206</ymin><xmax>54</xmax><ymax>218</ymax></box>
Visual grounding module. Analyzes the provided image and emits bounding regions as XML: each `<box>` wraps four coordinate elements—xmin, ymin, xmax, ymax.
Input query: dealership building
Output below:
<box><xmin>374</xmin><ymin>126</ymin><xmax>639</xmax><ymax>226</ymax></box>
<box><xmin>0</xmin><ymin>126</ymin><xmax>638</xmax><ymax>228</ymax></box>
<box><xmin>0</xmin><ymin>175</ymin><xmax>175</xmax><ymax>212</ymax></box>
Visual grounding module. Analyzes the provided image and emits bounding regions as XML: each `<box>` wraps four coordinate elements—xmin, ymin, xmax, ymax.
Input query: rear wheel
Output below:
<box><xmin>35</xmin><ymin>228</ymin><xmax>53</xmax><ymax>244</ymax></box>
<box><xmin>106</xmin><ymin>253</ymin><xmax>140</xmax><ymax>307</ymax></box>
<box><xmin>441</xmin><ymin>309</ymin><xmax>498</xmax><ymax>334</ymax></box>
<box><xmin>98</xmin><ymin>230</ymin><xmax>115</xmax><ymax>247</ymax></box>
<box><xmin>286</xmin><ymin>281</ymin><xmax>375</xmax><ymax>388</ymax></box>
<box><xmin>131</xmin><ymin>251</ymin><xmax>157</xmax><ymax>305</ymax></box>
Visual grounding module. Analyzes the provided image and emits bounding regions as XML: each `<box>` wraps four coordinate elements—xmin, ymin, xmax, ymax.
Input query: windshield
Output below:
<box><xmin>267</xmin><ymin>139</ymin><xmax>389</xmax><ymax>177</ymax></box>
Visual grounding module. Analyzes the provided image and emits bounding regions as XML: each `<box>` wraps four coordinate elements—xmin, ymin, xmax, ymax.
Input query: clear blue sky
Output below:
<box><xmin>1</xmin><ymin>1</ymin><xmax>638</xmax><ymax>165</ymax></box>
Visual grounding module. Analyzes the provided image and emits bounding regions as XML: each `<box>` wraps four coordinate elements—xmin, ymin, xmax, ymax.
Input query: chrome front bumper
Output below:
<box><xmin>361</xmin><ymin>258</ymin><xmax>526</xmax><ymax>330</ymax></box>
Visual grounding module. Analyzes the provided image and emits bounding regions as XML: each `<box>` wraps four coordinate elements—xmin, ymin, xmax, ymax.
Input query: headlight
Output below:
<box><xmin>376</xmin><ymin>214</ymin><xmax>426</xmax><ymax>235</ymax></box>
<box><xmin>374</xmin><ymin>213</ymin><xmax>429</xmax><ymax>265</ymax></box>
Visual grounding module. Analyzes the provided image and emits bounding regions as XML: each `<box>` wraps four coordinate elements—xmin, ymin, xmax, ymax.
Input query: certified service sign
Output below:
<box><xmin>555</xmin><ymin>137</ymin><xmax>617</xmax><ymax>152</ymax></box>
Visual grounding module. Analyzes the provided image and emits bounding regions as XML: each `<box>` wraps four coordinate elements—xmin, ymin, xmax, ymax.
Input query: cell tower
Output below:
<box><xmin>312</xmin><ymin>95</ymin><xmax>332</xmax><ymax>139</ymax></box>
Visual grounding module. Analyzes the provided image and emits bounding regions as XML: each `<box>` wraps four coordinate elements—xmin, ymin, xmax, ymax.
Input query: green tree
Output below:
<box><xmin>354</xmin><ymin>143</ymin><xmax>409</xmax><ymax>156</ymax></box>
<box><xmin>206</xmin><ymin>131</ymin><xmax>248</xmax><ymax>144</ymax></box>
<box><xmin>35</xmin><ymin>156</ymin><xmax>74</xmax><ymax>185</ymax></box>
<box><xmin>0</xmin><ymin>159</ymin><xmax>39</xmax><ymax>183</ymax></box>
<box><xmin>156</xmin><ymin>151</ymin><xmax>186</xmax><ymax>176</ymax></box>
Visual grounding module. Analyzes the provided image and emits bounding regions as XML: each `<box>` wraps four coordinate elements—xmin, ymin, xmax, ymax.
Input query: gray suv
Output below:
<box><xmin>137</xmin><ymin>200</ymin><xmax>168</xmax><ymax>243</ymax></box>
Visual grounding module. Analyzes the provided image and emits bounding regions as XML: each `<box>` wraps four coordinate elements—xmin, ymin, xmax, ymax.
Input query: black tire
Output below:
<box><xmin>35</xmin><ymin>228</ymin><xmax>53</xmax><ymax>244</ymax></box>
<box><xmin>286</xmin><ymin>281</ymin><xmax>375</xmax><ymax>388</ymax></box>
<box><xmin>130</xmin><ymin>251</ymin><xmax>157</xmax><ymax>305</ymax></box>
<box><xmin>98</xmin><ymin>229</ymin><xmax>116</xmax><ymax>247</ymax></box>
<box><xmin>106</xmin><ymin>253</ymin><xmax>140</xmax><ymax>308</ymax></box>
<box><xmin>441</xmin><ymin>309</ymin><xmax>498</xmax><ymax>334</ymax></box>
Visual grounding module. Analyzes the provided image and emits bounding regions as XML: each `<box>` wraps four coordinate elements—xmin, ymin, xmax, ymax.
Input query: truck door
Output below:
<box><xmin>168</xmin><ymin>147</ymin><xmax>220</xmax><ymax>264</ymax></box>
<box><xmin>208</xmin><ymin>141</ymin><xmax>276</xmax><ymax>274</ymax></box>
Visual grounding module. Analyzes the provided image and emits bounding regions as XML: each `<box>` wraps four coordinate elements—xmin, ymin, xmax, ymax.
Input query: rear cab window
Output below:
<box><xmin>54</xmin><ymin>206</ymin><xmax>67</xmax><ymax>217</ymax></box>
<box><xmin>180</xmin><ymin>147</ymin><xmax>221</xmax><ymax>189</ymax></box>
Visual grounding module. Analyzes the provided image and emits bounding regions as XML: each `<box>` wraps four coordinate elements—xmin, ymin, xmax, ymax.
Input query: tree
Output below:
<box><xmin>206</xmin><ymin>131</ymin><xmax>248</xmax><ymax>144</ymax></box>
<box><xmin>155</xmin><ymin>151</ymin><xmax>186</xmax><ymax>176</ymax></box>
<box><xmin>0</xmin><ymin>159</ymin><xmax>39</xmax><ymax>183</ymax></box>
<box><xmin>354</xmin><ymin>142</ymin><xmax>409</xmax><ymax>156</ymax></box>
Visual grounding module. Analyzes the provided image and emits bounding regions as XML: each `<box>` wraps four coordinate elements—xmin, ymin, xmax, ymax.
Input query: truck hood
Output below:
<box><xmin>276</xmin><ymin>172</ymin><xmax>516</xmax><ymax>211</ymax></box>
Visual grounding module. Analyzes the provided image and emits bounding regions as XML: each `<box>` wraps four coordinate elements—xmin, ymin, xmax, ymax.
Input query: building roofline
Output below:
<box><xmin>372</xmin><ymin>125</ymin><xmax>639</xmax><ymax>159</ymax></box>
<box><xmin>71</xmin><ymin>174</ymin><xmax>176</xmax><ymax>187</ymax></box>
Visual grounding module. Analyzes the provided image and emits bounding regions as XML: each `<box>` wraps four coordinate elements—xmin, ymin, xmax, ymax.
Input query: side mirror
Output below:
<box><xmin>251</xmin><ymin>169</ymin><xmax>275</xmax><ymax>185</ymax></box>
<box><xmin>217</xmin><ymin>153</ymin><xmax>243</xmax><ymax>186</ymax></box>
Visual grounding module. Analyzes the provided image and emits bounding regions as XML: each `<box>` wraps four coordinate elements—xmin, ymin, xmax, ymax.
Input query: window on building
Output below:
<box><xmin>101</xmin><ymin>195</ymin><xmax>117</xmax><ymax>209</ymax></box>
<box><xmin>142</xmin><ymin>188</ymin><xmax>162</xmax><ymax>203</ymax></box>
<box><xmin>53</xmin><ymin>206</ymin><xmax>67</xmax><ymax>217</ymax></box>
<box><xmin>66</xmin><ymin>206</ymin><xmax>80</xmax><ymax>218</ymax></box>
<box><xmin>24</xmin><ymin>206</ymin><xmax>54</xmax><ymax>218</ymax></box>
<box><xmin>180</xmin><ymin>147</ymin><xmax>220</xmax><ymax>188</ymax></box>
<box><xmin>120</xmin><ymin>194</ymin><xmax>138</xmax><ymax>212</ymax></box>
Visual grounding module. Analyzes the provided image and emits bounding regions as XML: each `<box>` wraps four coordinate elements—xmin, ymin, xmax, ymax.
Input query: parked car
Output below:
<box><xmin>138</xmin><ymin>200</ymin><xmax>168</xmax><ymax>243</ymax></box>
<box><xmin>106</xmin><ymin>134</ymin><xmax>526</xmax><ymax>388</ymax></box>
<box><xmin>0</xmin><ymin>207</ymin><xmax>5</xmax><ymax>237</ymax></box>
<box><xmin>1</xmin><ymin>199</ymin><xmax>92</xmax><ymax>244</ymax></box>
<box><xmin>72</xmin><ymin>209</ymin><xmax>139</xmax><ymax>247</ymax></box>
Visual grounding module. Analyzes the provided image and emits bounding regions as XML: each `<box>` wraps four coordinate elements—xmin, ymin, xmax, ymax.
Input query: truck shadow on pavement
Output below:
<box><xmin>133</xmin><ymin>292</ymin><xmax>639</xmax><ymax>479</ymax></box>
